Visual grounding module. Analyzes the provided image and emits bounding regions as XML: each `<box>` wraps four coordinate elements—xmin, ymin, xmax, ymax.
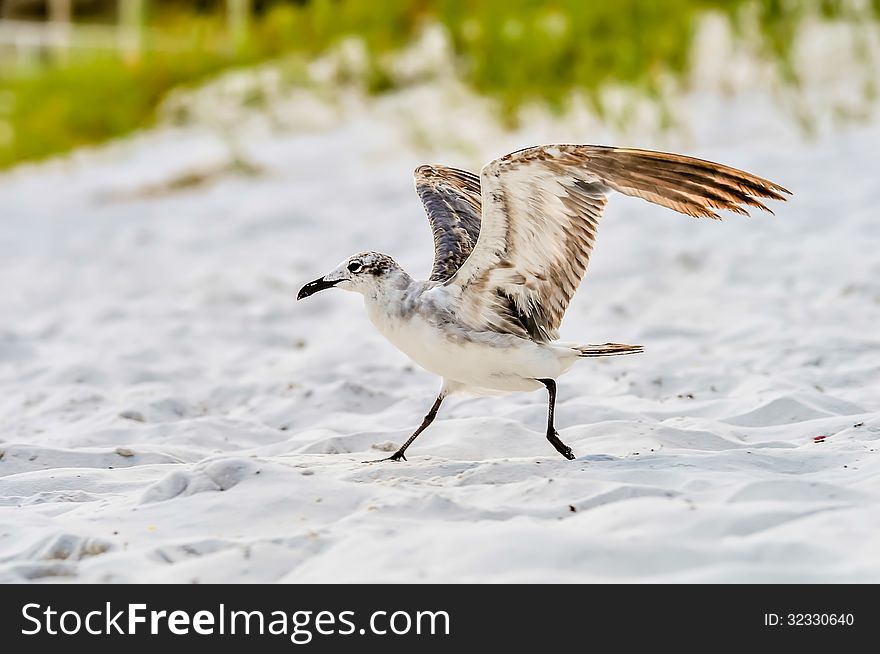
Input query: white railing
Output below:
<box><xmin>0</xmin><ymin>0</ymin><xmax>249</xmax><ymax>62</ymax></box>
<box><xmin>0</xmin><ymin>19</ymin><xmax>199</xmax><ymax>62</ymax></box>
<box><xmin>0</xmin><ymin>19</ymin><xmax>137</xmax><ymax>50</ymax></box>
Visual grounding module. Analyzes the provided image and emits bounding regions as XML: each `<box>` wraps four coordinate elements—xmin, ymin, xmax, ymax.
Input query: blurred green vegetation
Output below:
<box><xmin>1</xmin><ymin>53</ymin><xmax>238</xmax><ymax>168</ymax></box>
<box><xmin>0</xmin><ymin>0</ymin><xmax>877</xmax><ymax>169</ymax></box>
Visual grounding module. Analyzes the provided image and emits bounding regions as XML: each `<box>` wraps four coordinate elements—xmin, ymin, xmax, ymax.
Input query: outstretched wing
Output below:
<box><xmin>446</xmin><ymin>144</ymin><xmax>791</xmax><ymax>342</ymax></box>
<box><xmin>414</xmin><ymin>165</ymin><xmax>483</xmax><ymax>282</ymax></box>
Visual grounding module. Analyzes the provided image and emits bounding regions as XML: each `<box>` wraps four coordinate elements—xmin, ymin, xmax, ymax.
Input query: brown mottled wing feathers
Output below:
<box><xmin>446</xmin><ymin>144</ymin><xmax>790</xmax><ymax>342</ymax></box>
<box><xmin>568</xmin><ymin>146</ymin><xmax>789</xmax><ymax>218</ymax></box>
<box><xmin>414</xmin><ymin>165</ymin><xmax>483</xmax><ymax>282</ymax></box>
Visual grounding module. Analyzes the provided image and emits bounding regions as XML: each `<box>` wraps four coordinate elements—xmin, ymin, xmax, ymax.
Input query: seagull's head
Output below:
<box><xmin>297</xmin><ymin>251</ymin><xmax>403</xmax><ymax>300</ymax></box>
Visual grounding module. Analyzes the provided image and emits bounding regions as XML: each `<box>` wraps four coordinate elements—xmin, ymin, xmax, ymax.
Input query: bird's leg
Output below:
<box><xmin>364</xmin><ymin>393</ymin><xmax>446</xmax><ymax>463</ymax></box>
<box><xmin>537</xmin><ymin>379</ymin><xmax>575</xmax><ymax>460</ymax></box>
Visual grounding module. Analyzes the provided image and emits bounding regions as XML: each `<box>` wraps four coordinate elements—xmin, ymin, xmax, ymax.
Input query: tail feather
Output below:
<box><xmin>575</xmin><ymin>342</ymin><xmax>644</xmax><ymax>357</ymax></box>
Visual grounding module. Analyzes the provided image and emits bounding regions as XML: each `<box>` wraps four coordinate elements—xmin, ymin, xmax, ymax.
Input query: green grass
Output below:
<box><xmin>0</xmin><ymin>0</ymin><xmax>876</xmax><ymax>170</ymax></box>
<box><xmin>0</xmin><ymin>13</ymin><xmax>266</xmax><ymax>168</ymax></box>
<box><xmin>1</xmin><ymin>53</ymin><xmax>237</xmax><ymax>167</ymax></box>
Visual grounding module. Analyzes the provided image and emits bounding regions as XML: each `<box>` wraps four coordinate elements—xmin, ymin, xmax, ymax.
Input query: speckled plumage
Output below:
<box><xmin>416</xmin><ymin>144</ymin><xmax>789</xmax><ymax>344</ymax></box>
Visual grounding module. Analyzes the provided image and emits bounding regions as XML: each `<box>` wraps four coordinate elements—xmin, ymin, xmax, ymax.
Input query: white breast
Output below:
<box><xmin>363</xmin><ymin>292</ymin><xmax>569</xmax><ymax>392</ymax></box>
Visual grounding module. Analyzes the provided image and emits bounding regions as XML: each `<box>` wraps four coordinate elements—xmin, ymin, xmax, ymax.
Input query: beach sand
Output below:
<box><xmin>1</xmin><ymin>68</ymin><xmax>879</xmax><ymax>582</ymax></box>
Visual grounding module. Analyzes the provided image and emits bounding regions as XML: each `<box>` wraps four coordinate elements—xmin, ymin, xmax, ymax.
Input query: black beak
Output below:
<box><xmin>297</xmin><ymin>276</ymin><xmax>338</xmax><ymax>300</ymax></box>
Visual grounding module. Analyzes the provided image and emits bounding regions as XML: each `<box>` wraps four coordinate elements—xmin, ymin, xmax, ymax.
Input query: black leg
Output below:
<box><xmin>537</xmin><ymin>379</ymin><xmax>575</xmax><ymax>460</ymax></box>
<box><xmin>365</xmin><ymin>393</ymin><xmax>445</xmax><ymax>463</ymax></box>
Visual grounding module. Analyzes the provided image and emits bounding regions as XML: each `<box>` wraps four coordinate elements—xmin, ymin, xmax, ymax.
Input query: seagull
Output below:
<box><xmin>297</xmin><ymin>144</ymin><xmax>789</xmax><ymax>461</ymax></box>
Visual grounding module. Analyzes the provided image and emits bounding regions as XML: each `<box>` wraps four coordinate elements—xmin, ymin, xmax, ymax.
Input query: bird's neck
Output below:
<box><xmin>362</xmin><ymin>268</ymin><xmax>418</xmax><ymax>323</ymax></box>
<box><xmin>368</xmin><ymin>267</ymin><xmax>412</xmax><ymax>298</ymax></box>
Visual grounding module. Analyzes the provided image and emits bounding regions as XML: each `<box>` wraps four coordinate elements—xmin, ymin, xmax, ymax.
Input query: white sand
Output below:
<box><xmin>2</xmin><ymin>58</ymin><xmax>880</xmax><ymax>582</ymax></box>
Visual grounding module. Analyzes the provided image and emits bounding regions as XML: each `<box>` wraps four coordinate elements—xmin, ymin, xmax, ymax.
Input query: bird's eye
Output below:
<box><xmin>347</xmin><ymin>261</ymin><xmax>362</xmax><ymax>274</ymax></box>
